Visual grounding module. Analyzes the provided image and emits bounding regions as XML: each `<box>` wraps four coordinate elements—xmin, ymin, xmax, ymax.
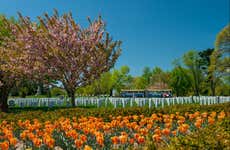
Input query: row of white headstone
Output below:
<box><xmin>76</xmin><ymin>96</ymin><xmax>230</xmax><ymax>108</ymax></box>
<box><xmin>8</xmin><ymin>96</ymin><xmax>230</xmax><ymax>108</ymax></box>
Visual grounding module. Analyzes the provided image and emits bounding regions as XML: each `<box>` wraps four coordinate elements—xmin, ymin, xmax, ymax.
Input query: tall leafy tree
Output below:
<box><xmin>150</xmin><ymin>67</ymin><xmax>170</xmax><ymax>88</ymax></box>
<box><xmin>76</xmin><ymin>66</ymin><xmax>132</xmax><ymax>96</ymax></box>
<box><xmin>209</xmin><ymin>25</ymin><xmax>230</xmax><ymax>95</ymax></box>
<box><xmin>215</xmin><ymin>24</ymin><xmax>230</xmax><ymax>56</ymax></box>
<box><xmin>169</xmin><ymin>66</ymin><xmax>192</xmax><ymax>96</ymax></box>
<box><xmin>132</xmin><ymin>76</ymin><xmax>146</xmax><ymax>89</ymax></box>
<box><xmin>142</xmin><ymin>67</ymin><xmax>152</xmax><ymax>87</ymax></box>
<box><xmin>183</xmin><ymin>50</ymin><xmax>203</xmax><ymax>96</ymax></box>
<box><xmin>111</xmin><ymin>66</ymin><xmax>132</xmax><ymax>95</ymax></box>
<box><xmin>92</xmin><ymin>72</ymin><xmax>114</xmax><ymax>95</ymax></box>
<box><xmin>198</xmin><ymin>48</ymin><xmax>217</xmax><ymax>95</ymax></box>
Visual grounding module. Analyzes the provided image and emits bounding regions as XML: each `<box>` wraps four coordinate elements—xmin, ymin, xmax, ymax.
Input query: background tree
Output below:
<box><xmin>76</xmin><ymin>71</ymin><xmax>114</xmax><ymax>96</ymax></box>
<box><xmin>92</xmin><ymin>72</ymin><xmax>114</xmax><ymax>95</ymax></box>
<box><xmin>141</xmin><ymin>67</ymin><xmax>152</xmax><ymax>87</ymax></box>
<box><xmin>75</xmin><ymin>66</ymin><xmax>132</xmax><ymax>96</ymax></box>
<box><xmin>198</xmin><ymin>48</ymin><xmax>217</xmax><ymax>95</ymax></box>
<box><xmin>209</xmin><ymin>24</ymin><xmax>230</xmax><ymax>96</ymax></box>
<box><xmin>149</xmin><ymin>67</ymin><xmax>170</xmax><ymax>88</ymax></box>
<box><xmin>169</xmin><ymin>66</ymin><xmax>192</xmax><ymax>96</ymax></box>
<box><xmin>10</xmin><ymin>79</ymin><xmax>38</xmax><ymax>97</ymax></box>
<box><xmin>213</xmin><ymin>24</ymin><xmax>229</xmax><ymax>74</ymax></box>
<box><xmin>110</xmin><ymin>66</ymin><xmax>132</xmax><ymax>96</ymax></box>
<box><xmin>183</xmin><ymin>50</ymin><xmax>203</xmax><ymax>96</ymax></box>
<box><xmin>7</xmin><ymin>11</ymin><xmax>121</xmax><ymax>106</ymax></box>
<box><xmin>132</xmin><ymin>76</ymin><xmax>147</xmax><ymax>89</ymax></box>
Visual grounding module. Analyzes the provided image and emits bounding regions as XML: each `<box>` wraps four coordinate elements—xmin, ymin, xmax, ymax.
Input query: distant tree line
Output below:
<box><xmin>11</xmin><ymin>46</ymin><xmax>229</xmax><ymax>97</ymax></box>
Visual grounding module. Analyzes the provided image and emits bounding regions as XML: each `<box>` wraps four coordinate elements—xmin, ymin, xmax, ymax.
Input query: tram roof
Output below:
<box><xmin>121</xmin><ymin>89</ymin><xmax>172</xmax><ymax>92</ymax></box>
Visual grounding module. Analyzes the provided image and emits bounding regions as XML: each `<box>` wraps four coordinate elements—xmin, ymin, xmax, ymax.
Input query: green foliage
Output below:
<box><xmin>169</xmin><ymin>66</ymin><xmax>192</xmax><ymax>96</ymax></box>
<box><xmin>132</xmin><ymin>76</ymin><xmax>147</xmax><ymax>89</ymax></box>
<box><xmin>215</xmin><ymin>24</ymin><xmax>230</xmax><ymax>54</ymax></box>
<box><xmin>112</xmin><ymin>66</ymin><xmax>133</xmax><ymax>93</ymax></box>
<box><xmin>18</xmin><ymin>87</ymin><xmax>28</xmax><ymax>98</ymax></box>
<box><xmin>50</xmin><ymin>87</ymin><xmax>66</xmax><ymax>97</ymax></box>
<box><xmin>168</xmin><ymin>119</ymin><xmax>230</xmax><ymax>150</ymax></box>
<box><xmin>76</xmin><ymin>66</ymin><xmax>132</xmax><ymax>96</ymax></box>
<box><xmin>183</xmin><ymin>50</ymin><xmax>203</xmax><ymax>96</ymax></box>
<box><xmin>208</xmin><ymin>25</ymin><xmax>230</xmax><ymax>96</ymax></box>
<box><xmin>142</xmin><ymin>67</ymin><xmax>152</xmax><ymax>87</ymax></box>
<box><xmin>10</xmin><ymin>79</ymin><xmax>38</xmax><ymax>97</ymax></box>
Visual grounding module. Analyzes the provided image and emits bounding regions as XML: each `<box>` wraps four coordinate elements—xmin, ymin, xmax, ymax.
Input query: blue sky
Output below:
<box><xmin>0</xmin><ymin>0</ymin><xmax>229</xmax><ymax>76</ymax></box>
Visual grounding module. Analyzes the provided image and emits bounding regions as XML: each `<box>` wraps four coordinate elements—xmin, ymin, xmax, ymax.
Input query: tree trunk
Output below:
<box><xmin>0</xmin><ymin>86</ymin><xmax>10</xmax><ymax>112</ymax></box>
<box><xmin>110</xmin><ymin>89</ymin><xmax>114</xmax><ymax>97</ymax></box>
<box><xmin>67</xmin><ymin>90</ymin><xmax>76</xmax><ymax>107</ymax></box>
<box><xmin>210</xmin><ymin>80</ymin><xmax>216</xmax><ymax>96</ymax></box>
<box><xmin>63</xmin><ymin>82</ymin><xmax>76</xmax><ymax>107</ymax></box>
<box><xmin>70</xmin><ymin>92</ymin><xmax>75</xmax><ymax>107</ymax></box>
<box><xmin>176</xmin><ymin>89</ymin><xmax>179</xmax><ymax>97</ymax></box>
<box><xmin>194</xmin><ymin>76</ymin><xmax>200</xmax><ymax>96</ymax></box>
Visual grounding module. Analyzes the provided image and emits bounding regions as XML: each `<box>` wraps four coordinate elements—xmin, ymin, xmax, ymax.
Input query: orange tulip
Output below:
<box><xmin>208</xmin><ymin>117</ymin><xmax>215</xmax><ymax>125</ymax></box>
<box><xmin>139</xmin><ymin>128</ymin><xmax>148</xmax><ymax>135</ymax></box>
<box><xmin>201</xmin><ymin>112</ymin><xmax>208</xmax><ymax>118</ymax></box>
<box><xmin>210</xmin><ymin>111</ymin><xmax>217</xmax><ymax>118</ymax></box>
<box><xmin>137</xmin><ymin>136</ymin><xmax>145</xmax><ymax>144</ymax></box>
<box><xmin>111</xmin><ymin>136</ymin><xmax>119</xmax><ymax>145</ymax></box>
<box><xmin>0</xmin><ymin>141</ymin><xmax>9</xmax><ymax>150</ymax></box>
<box><xmin>134</xmin><ymin>133</ymin><xmax>140</xmax><ymax>140</ymax></box>
<box><xmin>119</xmin><ymin>135</ymin><xmax>127</xmax><ymax>144</ymax></box>
<box><xmin>147</xmin><ymin>123</ymin><xmax>152</xmax><ymax>129</ymax></box>
<box><xmin>80</xmin><ymin>134</ymin><xmax>87</xmax><ymax>143</ymax></box>
<box><xmin>151</xmin><ymin>114</ymin><xmax>158</xmax><ymax>120</ymax></box>
<box><xmin>32</xmin><ymin>138</ymin><xmax>42</xmax><ymax>147</ymax></box>
<box><xmin>36</xmin><ymin>129</ymin><xmax>44</xmax><ymax>137</ymax></box>
<box><xmin>129</xmin><ymin>138</ymin><xmax>135</xmax><ymax>144</ymax></box>
<box><xmin>178</xmin><ymin>124</ymin><xmax>189</xmax><ymax>133</ymax></box>
<box><xmin>20</xmin><ymin>131</ymin><xmax>27</xmax><ymax>140</ymax></box>
<box><xmin>154</xmin><ymin>128</ymin><xmax>161</xmax><ymax>135</ymax></box>
<box><xmin>172</xmin><ymin>130</ymin><xmax>177</xmax><ymax>136</ymax></box>
<box><xmin>194</xmin><ymin>121</ymin><xmax>202</xmax><ymax>129</ymax></box>
<box><xmin>152</xmin><ymin>134</ymin><xmax>161</xmax><ymax>142</ymax></box>
<box><xmin>162</xmin><ymin>128</ymin><xmax>170</xmax><ymax>136</ymax></box>
<box><xmin>43</xmin><ymin>136</ymin><xmax>55</xmax><ymax>148</ymax></box>
<box><xmin>9</xmin><ymin>137</ymin><xmax>17</xmax><ymax>146</ymax></box>
<box><xmin>218</xmin><ymin>112</ymin><xmax>225</xmax><ymax>120</ymax></box>
<box><xmin>75</xmin><ymin>139</ymin><xmax>83</xmax><ymax>148</ymax></box>
<box><xmin>27</xmin><ymin>132</ymin><xmax>35</xmax><ymax>140</ymax></box>
<box><xmin>194</xmin><ymin>111</ymin><xmax>200</xmax><ymax>117</ymax></box>
<box><xmin>96</xmin><ymin>136</ymin><xmax>104</xmax><ymax>146</ymax></box>
<box><xmin>189</xmin><ymin>114</ymin><xmax>195</xmax><ymax>120</ymax></box>
<box><xmin>84</xmin><ymin>145</ymin><xmax>93</xmax><ymax>150</ymax></box>
<box><xmin>165</xmin><ymin>123</ymin><xmax>171</xmax><ymax>128</ymax></box>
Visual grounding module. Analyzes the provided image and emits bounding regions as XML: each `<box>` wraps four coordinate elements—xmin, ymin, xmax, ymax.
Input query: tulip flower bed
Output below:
<box><xmin>0</xmin><ymin>103</ymin><xmax>229</xmax><ymax>149</ymax></box>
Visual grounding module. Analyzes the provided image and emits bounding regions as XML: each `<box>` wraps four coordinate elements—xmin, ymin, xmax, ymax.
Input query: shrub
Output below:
<box><xmin>50</xmin><ymin>87</ymin><xmax>66</xmax><ymax>97</ymax></box>
<box><xmin>19</xmin><ymin>87</ymin><xmax>28</xmax><ymax>98</ymax></box>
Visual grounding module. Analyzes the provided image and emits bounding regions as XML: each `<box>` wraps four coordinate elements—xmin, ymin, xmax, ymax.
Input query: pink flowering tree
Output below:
<box><xmin>5</xmin><ymin>10</ymin><xmax>121</xmax><ymax>107</ymax></box>
<box><xmin>0</xmin><ymin>15</ymin><xmax>20</xmax><ymax>112</ymax></box>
